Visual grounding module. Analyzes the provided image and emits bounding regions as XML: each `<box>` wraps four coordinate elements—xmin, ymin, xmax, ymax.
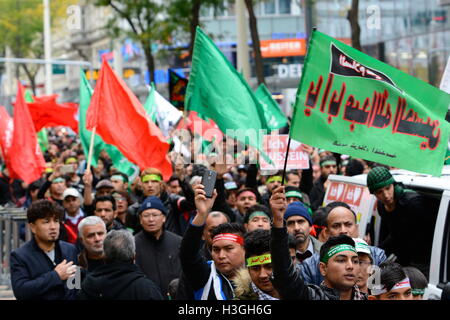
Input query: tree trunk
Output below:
<box><xmin>142</xmin><ymin>40</ymin><xmax>155</xmax><ymax>84</ymax></box>
<box><xmin>347</xmin><ymin>0</ymin><xmax>362</xmax><ymax>51</ymax></box>
<box><xmin>21</xmin><ymin>64</ymin><xmax>37</xmax><ymax>95</ymax></box>
<box><xmin>244</xmin><ymin>0</ymin><xmax>265</xmax><ymax>85</ymax></box>
<box><xmin>189</xmin><ymin>0</ymin><xmax>201</xmax><ymax>59</ymax></box>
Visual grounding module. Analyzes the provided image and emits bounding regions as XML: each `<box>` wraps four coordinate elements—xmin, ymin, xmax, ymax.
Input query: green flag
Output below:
<box><xmin>79</xmin><ymin>70</ymin><xmax>105</xmax><ymax>167</ymax></box>
<box><xmin>254</xmin><ymin>84</ymin><xmax>288</xmax><ymax>130</ymax></box>
<box><xmin>185</xmin><ymin>27</ymin><xmax>270</xmax><ymax>158</ymax></box>
<box><xmin>78</xmin><ymin>70</ymin><xmax>139</xmax><ymax>179</ymax></box>
<box><xmin>24</xmin><ymin>90</ymin><xmax>48</xmax><ymax>153</ymax></box>
<box><xmin>290</xmin><ymin>30</ymin><xmax>450</xmax><ymax>176</ymax></box>
<box><xmin>143</xmin><ymin>82</ymin><xmax>157</xmax><ymax>123</ymax></box>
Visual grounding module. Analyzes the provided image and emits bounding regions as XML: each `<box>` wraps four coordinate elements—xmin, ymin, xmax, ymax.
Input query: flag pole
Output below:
<box><xmin>281</xmin><ymin>136</ymin><xmax>292</xmax><ymax>186</ymax></box>
<box><xmin>86</xmin><ymin>126</ymin><xmax>96</xmax><ymax>172</ymax></box>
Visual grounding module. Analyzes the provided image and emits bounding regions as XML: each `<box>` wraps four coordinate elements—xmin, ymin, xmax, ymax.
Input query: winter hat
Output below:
<box><xmin>366</xmin><ymin>166</ymin><xmax>395</xmax><ymax>194</ymax></box>
<box><xmin>138</xmin><ymin>196</ymin><xmax>167</xmax><ymax>215</ymax></box>
<box><xmin>284</xmin><ymin>201</ymin><xmax>312</xmax><ymax>226</ymax></box>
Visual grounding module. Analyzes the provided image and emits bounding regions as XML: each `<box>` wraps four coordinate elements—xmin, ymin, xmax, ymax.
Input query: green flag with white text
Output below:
<box><xmin>78</xmin><ymin>70</ymin><xmax>138</xmax><ymax>179</ymax></box>
<box><xmin>254</xmin><ymin>84</ymin><xmax>288</xmax><ymax>131</ymax></box>
<box><xmin>185</xmin><ymin>27</ymin><xmax>270</xmax><ymax>158</ymax></box>
<box><xmin>290</xmin><ymin>30</ymin><xmax>450</xmax><ymax>176</ymax></box>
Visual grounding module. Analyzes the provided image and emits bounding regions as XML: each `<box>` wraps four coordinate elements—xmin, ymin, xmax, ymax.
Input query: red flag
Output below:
<box><xmin>9</xmin><ymin>83</ymin><xmax>46</xmax><ymax>184</ymax></box>
<box><xmin>176</xmin><ymin>111</ymin><xmax>223</xmax><ymax>142</ymax></box>
<box><xmin>86</xmin><ymin>60</ymin><xmax>172</xmax><ymax>180</ymax></box>
<box><xmin>26</xmin><ymin>94</ymin><xmax>79</xmax><ymax>133</ymax></box>
<box><xmin>0</xmin><ymin>106</ymin><xmax>14</xmax><ymax>173</ymax></box>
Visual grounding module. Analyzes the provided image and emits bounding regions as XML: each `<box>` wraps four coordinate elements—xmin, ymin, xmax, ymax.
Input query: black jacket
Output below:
<box><xmin>10</xmin><ymin>238</ymin><xmax>78</xmax><ymax>300</ymax></box>
<box><xmin>134</xmin><ymin>230</ymin><xmax>182</xmax><ymax>297</ymax></box>
<box><xmin>309</xmin><ymin>175</ymin><xmax>327</xmax><ymax>211</ymax></box>
<box><xmin>78</xmin><ymin>262</ymin><xmax>164</xmax><ymax>300</ymax></box>
<box><xmin>270</xmin><ymin>226</ymin><xmax>367</xmax><ymax>300</ymax></box>
<box><xmin>377</xmin><ymin>187</ymin><xmax>436</xmax><ymax>275</ymax></box>
<box><xmin>179</xmin><ymin>223</ymin><xmax>235</xmax><ymax>300</ymax></box>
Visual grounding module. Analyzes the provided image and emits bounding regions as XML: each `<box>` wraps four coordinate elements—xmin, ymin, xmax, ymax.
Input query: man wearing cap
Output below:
<box><xmin>271</xmin><ymin>186</ymin><xmax>366</xmax><ymax>300</ymax></box>
<box><xmin>353</xmin><ymin>238</ymin><xmax>373</xmax><ymax>294</ymax></box>
<box><xmin>284</xmin><ymin>201</ymin><xmax>321</xmax><ymax>263</ymax></box>
<box><xmin>309</xmin><ymin>155</ymin><xmax>338</xmax><ymax>211</ymax></box>
<box><xmin>367</xmin><ymin>166</ymin><xmax>434</xmax><ymax>277</ymax></box>
<box><xmin>299</xmin><ymin>202</ymin><xmax>386</xmax><ymax>286</ymax></box>
<box><xmin>134</xmin><ymin>196</ymin><xmax>182</xmax><ymax>298</ymax></box>
<box><xmin>95</xmin><ymin>179</ymin><xmax>115</xmax><ymax>197</ymax></box>
<box><xmin>62</xmin><ymin>188</ymin><xmax>85</xmax><ymax>244</ymax></box>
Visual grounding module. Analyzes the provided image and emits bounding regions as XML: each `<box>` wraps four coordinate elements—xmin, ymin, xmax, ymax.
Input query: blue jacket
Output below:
<box><xmin>10</xmin><ymin>237</ymin><xmax>78</xmax><ymax>300</ymax></box>
<box><xmin>298</xmin><ymin>245</ymin><xmax>387</xmax><ymax>286</ymax></box>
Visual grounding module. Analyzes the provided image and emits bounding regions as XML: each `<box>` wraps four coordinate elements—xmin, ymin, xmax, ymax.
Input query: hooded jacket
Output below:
<box><xmin>78</xmin><ymin>262</ymin><xmax>163</xmax><ymax>300</ymax></box>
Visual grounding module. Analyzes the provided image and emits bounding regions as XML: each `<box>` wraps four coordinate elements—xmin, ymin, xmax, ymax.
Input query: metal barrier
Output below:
<box><xmin>0</xmin><ymin>208</ymin><xmax>31</xmax><ymax>281</ymax></box>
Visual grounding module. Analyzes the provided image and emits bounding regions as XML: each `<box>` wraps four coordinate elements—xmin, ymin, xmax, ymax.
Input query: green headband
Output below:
<box><xmin>52</xmin><ymin>177</ymin><xmax>65</xmax><ymax>184</ymax></box>
<box><xmin>320</xmin><ymin>160</ymin><xmax>337</xmax><ymax>168</ymax></box>
<box><xmin>320</xmin><ymin>244</ymin><xmax>357</xmax><ymax>263</ymax></box>
<box><xmin>267</xmin><ymin>176</ymin><xmax>282</xmax><ymax>184</ymax></box>
<box><xmin>111</xmin><ymin>175</ymin><xmax>125</xmax><ymax>182</ymax></box>
<box><xmin>248</xmin><ymin>211</ymin><xmax>270</xmax><ymax>221</ymax></box>
<box><xmin>246</xmin><ymin>253</ymin><xmax>272</xmax><ymax>267</ymax></box>
<box><xmin>411</xmin><ymin>289</ymin><xmax>425</xmax><ymax>296</ymax></box>
<box><xmin>142</xmin><ymin>174</ymin><xmax>162</xmax><ymax>183</ymax></box>
<box><xmin>285</xmin><ymin>191</ymin><xmax>303</xmax><ymax>199</ymax></box>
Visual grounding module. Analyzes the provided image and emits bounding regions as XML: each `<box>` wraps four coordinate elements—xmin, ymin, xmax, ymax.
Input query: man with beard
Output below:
<box><xmin>284</xmin><ymin>201</ymin><xmax>321</xmax><ymax>263</ymax></box>
<box><xmin>10</xmin><ymin>200</ymin><xmax>78</xmax><ymax>300</ymax></box>
<box><xmin>78</xmin><ymin>216</ymin><xmax>107</xmax><ymax>273</ymax></box>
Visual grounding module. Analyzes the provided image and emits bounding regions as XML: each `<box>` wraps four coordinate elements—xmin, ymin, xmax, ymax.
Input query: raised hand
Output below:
<box><xmin>192</xmin><ymin>184</ymin><xmax>217</xmax><ymax>226</ymax></box>
<box><xmin>270</xmin><ymin>186</ymin><xmax>287</xmax><ymax>227</ymax></box>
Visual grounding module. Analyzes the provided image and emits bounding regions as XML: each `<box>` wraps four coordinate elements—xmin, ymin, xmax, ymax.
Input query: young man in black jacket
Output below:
<box><xmin>78</xmin><ymin>230</ymin><xmax>163</xmax><ymax>300</ymax></box>
<box><xmin>10</xmin><ymin>200</ymin><xmax>78</xmax><ymax>300</ymax></box>
<box><xmin>270</xmin><ymin>186</ymin><xmax>367</xmax><ymax>300</ymax></box>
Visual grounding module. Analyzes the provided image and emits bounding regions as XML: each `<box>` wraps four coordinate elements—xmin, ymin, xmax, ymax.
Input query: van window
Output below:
<box><xmin>441</xmin><ymin>204</ymin><xmax>450</xmax><ymax>285</ymax></box>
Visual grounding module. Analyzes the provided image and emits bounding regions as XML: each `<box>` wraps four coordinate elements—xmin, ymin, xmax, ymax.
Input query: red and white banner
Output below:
<box><xmin>259</xmin><ymin>134</ymin><xmax>310</xmax><ymax>171</ymax></box>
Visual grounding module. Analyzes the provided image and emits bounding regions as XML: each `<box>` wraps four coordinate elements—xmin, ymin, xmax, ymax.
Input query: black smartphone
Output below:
<box><xmin>201</xmin><ymin>170</ymin><xmax>217</xmax><ymax>198</ymax></box>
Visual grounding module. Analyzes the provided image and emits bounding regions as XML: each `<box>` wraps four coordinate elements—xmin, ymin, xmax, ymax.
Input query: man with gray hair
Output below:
<box><xmin>78</xmin><ymin>216</ymin><xmax>107</xmax><ymax>273</ymax></box>
<box><xmin>78</xmin><ymin>230</ymin><xmax>163</xmax><ymax>300</ymax></box>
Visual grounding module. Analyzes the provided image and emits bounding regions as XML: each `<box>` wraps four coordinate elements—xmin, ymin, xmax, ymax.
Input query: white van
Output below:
<box><xmin>323</xmin><ymin>166</ymin><xmax>450</xmax><ymax>300</ymax></box>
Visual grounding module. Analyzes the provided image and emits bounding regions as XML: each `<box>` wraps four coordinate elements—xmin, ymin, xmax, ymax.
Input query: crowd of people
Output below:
<box><xmin>0</xmin><ymin>127</ymin><xmax>433</xmax><ymax>300</ymax></box>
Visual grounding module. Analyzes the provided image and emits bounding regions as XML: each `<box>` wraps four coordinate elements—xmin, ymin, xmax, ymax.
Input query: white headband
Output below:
<box><xmin>371</xmin><ymin>277</ymin><xmax>411</xmax><ymax>296</ymax></box>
